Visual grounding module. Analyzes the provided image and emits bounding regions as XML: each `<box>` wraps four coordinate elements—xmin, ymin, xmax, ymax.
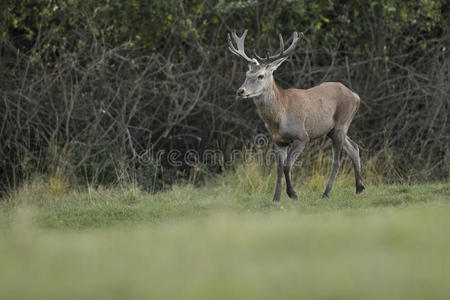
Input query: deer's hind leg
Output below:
<box><xmin>322</xmin><ymin>129</ymin><xmax>345</xmax><ymax>198</ymax></box>
<box><xmin>343</xmin><ymin>136</ymin><xmax>365</xmax><ymax>193</ymax></box>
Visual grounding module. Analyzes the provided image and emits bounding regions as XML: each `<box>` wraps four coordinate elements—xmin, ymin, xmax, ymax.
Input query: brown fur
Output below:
<box><xmin>231</xmin><ymin>31</ymin><xmax>364</xmax><ymax>201</ymax></box>
<box><xmin>240</xmin><ymin>77</ymin><xmax>365</xmax><ymax>201</ymax></box>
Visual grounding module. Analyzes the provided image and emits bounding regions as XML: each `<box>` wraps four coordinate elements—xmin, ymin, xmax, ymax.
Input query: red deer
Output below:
<box><xmin>228</xmin><ymin>30</ymin><xmax>365</xmax><ymax>201</ymax></box>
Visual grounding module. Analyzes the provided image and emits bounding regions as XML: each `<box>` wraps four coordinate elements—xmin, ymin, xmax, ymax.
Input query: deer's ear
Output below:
<box><xmin>266</xmin><ymin>57</ymin><xmax>288</xmax><ymax>72</ymax></box>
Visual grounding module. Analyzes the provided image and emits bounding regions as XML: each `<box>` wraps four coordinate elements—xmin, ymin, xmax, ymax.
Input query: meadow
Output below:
<box><xmin>0</xmin><ymin>164</ymin><xmax>449</xmax><ymax>300</ymax></box>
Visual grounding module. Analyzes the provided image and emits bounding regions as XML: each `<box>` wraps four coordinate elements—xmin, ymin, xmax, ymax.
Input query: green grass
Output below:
<box><xmin>0</xmin><ymin>172</ymin><xmax>449</xmax><ymax>299</ymax></box>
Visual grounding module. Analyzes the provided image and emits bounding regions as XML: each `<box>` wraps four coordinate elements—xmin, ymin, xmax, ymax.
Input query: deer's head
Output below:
<box><xmin>228</xmin><ymin>30</ymin><xmax>303</xmax><ymax>98</ymax></box>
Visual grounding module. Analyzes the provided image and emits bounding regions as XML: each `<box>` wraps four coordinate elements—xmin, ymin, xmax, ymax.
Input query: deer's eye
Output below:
<box><xmin>257</xmin><ymin>74</ymin><xmax>264</xmax><ymax>80</ymax></box>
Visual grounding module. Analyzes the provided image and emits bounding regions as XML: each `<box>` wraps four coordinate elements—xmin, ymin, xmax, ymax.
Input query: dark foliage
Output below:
<box><xmin>0</xmin><ymin>0</ymin><xmax>449</xmax><ymax>193</ymax></box>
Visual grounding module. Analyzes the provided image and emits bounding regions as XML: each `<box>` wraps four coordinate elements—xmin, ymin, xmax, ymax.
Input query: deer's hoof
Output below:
<box><xmin>321</xmin><ymin>193</ymin><xmax>329</xmax><ymax>199</ymax></box>
<box><xmin>287</xmin><ymin>190</ymin><xmax>298</xmax><ymax>200</ymax></box>
<box><xmin>356</xmin><ymin>184</ymin><xmax>366</xmax><ymax>194</ymax></box>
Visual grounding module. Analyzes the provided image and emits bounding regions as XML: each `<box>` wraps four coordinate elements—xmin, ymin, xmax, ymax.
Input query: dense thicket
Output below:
<box><xmin>0</xmin><ymin>0</ymin><xmax>449</xmax><ymax>193</ymax></box>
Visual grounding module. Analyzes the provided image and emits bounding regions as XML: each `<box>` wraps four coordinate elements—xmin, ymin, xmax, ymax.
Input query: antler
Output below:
<box><xmin>228</xmin><ymin>29</ymin><xmax>258</xmax><ymax>65</ymax></box>
<box><xmin>254</xmin><ymin>32</ymin><xmax>304</xmax><ymax>64</ymax></box>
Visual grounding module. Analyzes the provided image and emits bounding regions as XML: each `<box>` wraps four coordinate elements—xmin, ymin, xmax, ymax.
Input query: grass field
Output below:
<box><xmin>0</xmin><ymin>170</ymin><xmax>449</xmax><ymax>299</ymax></box>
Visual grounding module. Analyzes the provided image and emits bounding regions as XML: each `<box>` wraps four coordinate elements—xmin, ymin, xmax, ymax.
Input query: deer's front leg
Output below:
<box><xmin>284</xmin><ymin>136</ymin><xmax>309</xmax><ymax>200</ymax></box>
<box><xmin>273</xmin><ymin>145</ymin><xmax>287</xmax><ymax>202</ymax></box>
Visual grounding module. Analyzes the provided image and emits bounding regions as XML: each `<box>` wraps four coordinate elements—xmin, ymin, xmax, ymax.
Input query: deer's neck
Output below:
<box><xmin>253</xmin><ymin>79</ymin><xmax>284</xmax><ymax>127</ymax></box>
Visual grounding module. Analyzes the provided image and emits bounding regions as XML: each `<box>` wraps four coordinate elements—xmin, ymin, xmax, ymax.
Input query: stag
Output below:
<box><xmin>228</xmin><ymin>30</ymin><xmax>365</xmax><ymax>201</ymax></box>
